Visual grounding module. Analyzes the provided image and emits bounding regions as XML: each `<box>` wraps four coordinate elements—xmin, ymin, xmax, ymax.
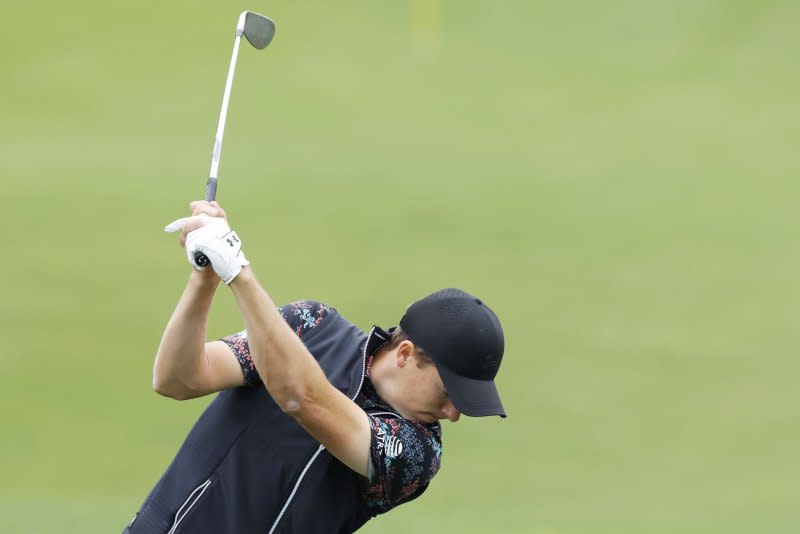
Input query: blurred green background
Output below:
<box><xmin>1</xmin><ymin>1</ymin><xmax>798</xmax><ymax>532</ymax></box>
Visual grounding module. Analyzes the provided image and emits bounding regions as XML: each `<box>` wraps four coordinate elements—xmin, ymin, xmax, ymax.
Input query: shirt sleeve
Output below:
<box><xmin>361</xmin><ymin>415</ymin><xmax>443</xmax><ymax>514</ymax></box>
<box><xmin>221</xmin><ymin>300</ymin><xmax>331</xmax><ymax>386</ymax></box>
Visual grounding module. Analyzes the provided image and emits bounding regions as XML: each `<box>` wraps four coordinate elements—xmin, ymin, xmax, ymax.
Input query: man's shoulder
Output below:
<box><xmin>279</xmin><ymin>300</ymin><xmax>334</xmax><ymax>315</ymax></box>
<box><xmin>278</xmin><ymin>301</ymin><xmax>337</xmax><ymax>337</ymax></box>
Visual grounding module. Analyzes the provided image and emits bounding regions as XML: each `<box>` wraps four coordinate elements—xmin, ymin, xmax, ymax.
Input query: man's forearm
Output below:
<box><xmin>229</xmin><ymin>267</ymin><xmax>329</xmax><ymax>412</ymax></box>
<box><xmin>153</xmin><ymin>272</ymin><xmax>220</xmax><ymax>397</ymax></box>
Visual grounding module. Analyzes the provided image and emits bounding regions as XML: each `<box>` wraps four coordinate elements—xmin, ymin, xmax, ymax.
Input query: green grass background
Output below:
<box><xmin>1</xmin><ymin>1</ymin><xmax>798</xmax><ymax>532</ymax></box>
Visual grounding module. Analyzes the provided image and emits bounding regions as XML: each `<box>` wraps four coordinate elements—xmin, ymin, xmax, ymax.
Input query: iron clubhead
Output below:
<box><xmin>239</xmin><ymin>11</ymin><xmax>275</xmax><ymax>50</ymax></box>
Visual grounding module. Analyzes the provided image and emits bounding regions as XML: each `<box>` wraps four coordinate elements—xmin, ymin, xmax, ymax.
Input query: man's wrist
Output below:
<box><xmin>229</xmin><ymin>265</ymin><xmax>256</xmax><ymax>288</ymax></box>
<box><xmin>188</xmin><ymin>269</ymin><xmax>222</xmax><ymax>290</ymax></box>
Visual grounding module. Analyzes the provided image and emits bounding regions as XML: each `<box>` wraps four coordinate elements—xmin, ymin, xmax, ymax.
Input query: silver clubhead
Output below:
<box><xmin>238</xmin><ymin>11</ymin><xmax>275</xmax><ymax>50</ymax></box>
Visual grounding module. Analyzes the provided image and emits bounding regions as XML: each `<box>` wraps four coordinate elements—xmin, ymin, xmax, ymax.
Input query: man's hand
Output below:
<box><xmin>165</xmin><ymin>201</ymin><xmax>249</xmax><ymax>285</ymax></box>
<box><xmin>185</xmin><ymin>218</ymin><xmax>249</xmax><ymax>284</ymax></box>
<box><xmin>170</xmin><ymin>201</ymin><xmax>228</xmax><ymax>247</ymax></box>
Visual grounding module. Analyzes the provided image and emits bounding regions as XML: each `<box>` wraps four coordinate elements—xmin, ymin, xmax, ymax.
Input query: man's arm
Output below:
<box><xmin>153</xmin><ymin>271</ymin><xmax>247</xmax><ymax>400</ymax></box>
<box><xmin>229</xmin><ymin>268</ymin><xmax>372</xmax><ymax>478</ymax></box>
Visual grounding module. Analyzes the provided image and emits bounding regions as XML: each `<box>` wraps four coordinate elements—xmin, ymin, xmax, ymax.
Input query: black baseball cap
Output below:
<box><xmin>399</xmin><ymin>288</ymin><xmax>506</xmax><ymax>418</ymax></box>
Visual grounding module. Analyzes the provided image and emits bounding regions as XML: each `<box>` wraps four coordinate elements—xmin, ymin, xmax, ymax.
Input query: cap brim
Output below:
<box><xmin>436</xmin><ymin>363</ymin><xmax>506</xmax><ymax>418</ymax></box>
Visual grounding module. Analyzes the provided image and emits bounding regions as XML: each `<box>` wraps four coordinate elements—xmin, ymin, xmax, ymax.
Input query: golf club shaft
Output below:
<box><xmin>196</xmin><ymin>31</ymin><xmax>244</xmax><ymax>267</ymax></box>
<box><xmin>205</xmin><ymin>32</ymin><xmax>243</xmax><ymax>202</ymax></box>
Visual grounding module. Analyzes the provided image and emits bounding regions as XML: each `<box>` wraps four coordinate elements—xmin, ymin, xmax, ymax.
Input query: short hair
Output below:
<box><xmin>383</xmin><ymin>327</ymin><xmax>434</xmax><ymax>367</ymax></box>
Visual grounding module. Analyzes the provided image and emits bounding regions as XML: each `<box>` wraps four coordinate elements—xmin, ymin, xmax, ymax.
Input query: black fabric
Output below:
<box><xmin>125</xmin><ymin>310</ymin><xmax>381</xmax><ymax>534</ymax></box>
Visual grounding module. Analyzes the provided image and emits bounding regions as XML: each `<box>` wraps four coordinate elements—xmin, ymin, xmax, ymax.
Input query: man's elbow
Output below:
<box><xmin>280</xmin><ymin>396</ymin><xmax>305</xmax><ymax>415</ymax></box>
<box><xmin>268</xmin><ymin>381</ymin><xmax>311</xmax><ymax>417</ymax></box>
<box><xmin>152</xmin><ymin>373</ymin><xmax>193</xmax><ymax>401</ymax></box>
<box><xmin>265</xmin><ymin>365</ymin><xmax>331</xmax><ymax>418</ymax></box>
<box><xmin>271</xmin><ymin>383</ymin><xmax>330</xmax><ymax>424</ymax></box>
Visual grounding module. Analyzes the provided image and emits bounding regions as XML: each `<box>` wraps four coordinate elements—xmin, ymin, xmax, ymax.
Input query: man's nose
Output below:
<box><xmin>442</xmin><ymin>401</ymin><xmax>460</xmax><ymax>422</ymax></box>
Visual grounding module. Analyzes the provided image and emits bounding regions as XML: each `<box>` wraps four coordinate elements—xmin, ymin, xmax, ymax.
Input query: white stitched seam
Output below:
<box><xmin>266</xmin><ymin>328</ymin><xmax>371</xmax><ymax>533</ymax></box>
<box><xmin>267</xmin><ymin>444</ymin><xmax>326</xmax><ymax>534</ymax></box>
<box><xmin>368</xmin><ymin>411</ymin><xmax>400</xmax><ymax>418</ymax></box>
<box><xmin>167</xmin><ymin>479</ymin><xmax>211</xmax><ymax>534</ymax></box>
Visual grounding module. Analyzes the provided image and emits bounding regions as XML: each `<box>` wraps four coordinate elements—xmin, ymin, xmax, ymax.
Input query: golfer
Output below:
<box><xmin>124</xmin><ymin>201</ymin><xmax>507</xmax><ymax>533</ymax></box>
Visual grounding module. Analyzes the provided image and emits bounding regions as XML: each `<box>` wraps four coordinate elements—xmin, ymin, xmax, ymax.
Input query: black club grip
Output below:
<box><xmin>194</xmin><ymin>176</ymin><xmax>218</xmax><ymax>267</ymax></box>
<box><xmin>204</xmin><ymin>176</ymin><xmax>218</xmax><ymax>202</ymax></box>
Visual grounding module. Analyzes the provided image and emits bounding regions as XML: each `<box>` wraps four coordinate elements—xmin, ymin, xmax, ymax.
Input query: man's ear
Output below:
<box><xmin>396</xmin><ymin>340</ymin><xmax>415</xmax><ymax>368</ymax></box>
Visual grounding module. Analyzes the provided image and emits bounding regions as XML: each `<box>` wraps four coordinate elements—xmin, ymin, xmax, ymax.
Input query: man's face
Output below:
<box><xmin>393</xmin><ymin>344</ymin><xmax>461</xmax><ymax>424</ymax></box>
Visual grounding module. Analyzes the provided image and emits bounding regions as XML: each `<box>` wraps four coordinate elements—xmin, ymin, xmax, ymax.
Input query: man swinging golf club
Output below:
<box><xmin>123</xmin><ymin>200</ymin><xmax>507</xmax><ymax>533</ymax></box>
<box><xmin>123</xmin><ymin>11</ymin><xmax>507</xmax><ymax>534</ymax></box>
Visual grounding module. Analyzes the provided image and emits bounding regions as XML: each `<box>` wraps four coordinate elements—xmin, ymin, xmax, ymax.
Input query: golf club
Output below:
<box><xmin>195</xmin><ymin>10</ymin><xmax>275</xmax><ymax>267</ymax></box>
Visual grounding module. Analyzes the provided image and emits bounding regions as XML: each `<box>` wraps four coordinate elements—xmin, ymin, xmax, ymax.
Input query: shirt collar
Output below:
<box><xmin>365</xmin><ymin>324</ymin><xmax>394</xmax><ymax>358</ymax></box>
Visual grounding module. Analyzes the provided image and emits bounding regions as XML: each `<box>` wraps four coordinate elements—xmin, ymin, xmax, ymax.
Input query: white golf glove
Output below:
<box><xmin>165</xmin><ymin>216</ymin><xmax>249</xmax><ymax>284</ymax></box>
